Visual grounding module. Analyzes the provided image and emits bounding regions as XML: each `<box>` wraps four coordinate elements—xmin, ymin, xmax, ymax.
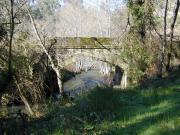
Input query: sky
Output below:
<box><xmin>59</xmin><ymin>0</ymin><xmax>125</xmax><ymax>10</ymax></box>
<box><xmin>83</xmin><ymin>0</ymin><xmax>124</xmax><ymax>10</ymax></box>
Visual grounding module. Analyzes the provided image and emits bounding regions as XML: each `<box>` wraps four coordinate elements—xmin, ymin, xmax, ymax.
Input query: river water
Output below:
<box><xmin>63</xmin><ymin>70</ymin><xmax>109</xmax><ymax>97</ymax></box>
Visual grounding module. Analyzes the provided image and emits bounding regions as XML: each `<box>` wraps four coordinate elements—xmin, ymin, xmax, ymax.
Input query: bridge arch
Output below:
<box><xmin>57</xmin><ymin>50</ymin><xmax>129</xmax><ymax>89</ymax></box>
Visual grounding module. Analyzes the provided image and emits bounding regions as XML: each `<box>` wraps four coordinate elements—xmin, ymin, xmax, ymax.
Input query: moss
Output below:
<box><xmin>55</xmin><ymin>37</ymin><xmax>112</xmax><ymax>48</ymax></box>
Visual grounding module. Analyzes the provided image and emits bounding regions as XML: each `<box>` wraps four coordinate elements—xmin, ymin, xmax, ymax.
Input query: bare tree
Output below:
<box><xmin>8</xmin><ymin>0</ymin><xmax>15</xmax><ymax>80</ymax></box>
<box><xmin>166</xmin><ymin>0</ymin><xmax>180</xmax><ymax>71</ymax></box>
<box><xmin>2</xmin><ymin>0</ymin><xmax>26</xmax><ymax>80</ymax></box>
<box><xmin>25</xmin><ymin>5</ymin><xmax>63</xmax><ymax>94</ymax></box>
<box><xmin>160</xmin><ymin>0</ymin><xmax>168</xmax><ymax>77</ymax></box>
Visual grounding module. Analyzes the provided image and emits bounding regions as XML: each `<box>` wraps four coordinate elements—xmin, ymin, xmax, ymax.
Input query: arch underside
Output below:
<box><xmin>56</xmin><ymin>50</ymin><xmax>128</xmax><ymax>88</ymax></box>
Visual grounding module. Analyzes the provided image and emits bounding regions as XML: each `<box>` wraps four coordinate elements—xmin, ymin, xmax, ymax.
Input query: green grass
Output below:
<box><xmin>1</xmin><ymin>70</ymin><xmax>180</xmax><ymax>135</ymax></box>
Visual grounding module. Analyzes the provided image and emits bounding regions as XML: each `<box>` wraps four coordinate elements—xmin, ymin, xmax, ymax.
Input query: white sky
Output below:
<box><xmin>83</xmin><ymin>0</ymin><xmax>124</xmax><ymax>9</ymax></box>
<box><xmin>59</xmin><ymin>0</ymin><xmax>124</xmax><ymax>10</ymax></box>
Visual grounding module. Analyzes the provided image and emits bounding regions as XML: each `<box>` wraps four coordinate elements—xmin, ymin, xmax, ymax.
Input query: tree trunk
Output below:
<box><xmin>8</xmin><ymin>0</ymin><xmax>15</xmax><ymax>80</ymax></box>
<box><xmin>15</xmin><ymin>79</ymin><xmax>34</xmax><ymax>116</ymax></box>
<box><xmin>26</xmin><ymin>6</ymin><xmax>63</xmax><ymax>93</ymax></box>
<box><xmin>160</xmin><ymin>0</ymin><xmax>168</xmax><ymax>77</ymax></box>
<box><xmin>19</xmin><ymin>94</ymin><xmax>34</xmax><ymax>116</ymax></box>
<box><xmin>166</xmin><ymin>0</ymin><xmax>180</xmax><ymax>71</ymax></box>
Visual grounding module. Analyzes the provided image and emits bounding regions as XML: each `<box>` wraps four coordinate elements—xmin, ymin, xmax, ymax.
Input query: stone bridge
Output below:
<box><xmin>53</xmin><ymin>37</ymin><xmax>129</xmax><ymax>88</ymax></box>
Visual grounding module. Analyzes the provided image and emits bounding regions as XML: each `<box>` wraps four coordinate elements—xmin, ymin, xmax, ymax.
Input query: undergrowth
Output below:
<box><xmin>1</xmin><ymin>70</ymin><xmax>180</xmax><ymax>135</ymax></box>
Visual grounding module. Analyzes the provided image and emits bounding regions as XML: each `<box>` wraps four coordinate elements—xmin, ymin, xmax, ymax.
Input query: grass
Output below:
<box><xmin>1</xmin><ymin>70</ymin><xmax>180</xmax><ymax>135</ymax></box>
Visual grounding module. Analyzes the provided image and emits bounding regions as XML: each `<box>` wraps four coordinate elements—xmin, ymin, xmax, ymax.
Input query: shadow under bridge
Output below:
<box><xmin>58</xmin><ymin>51</ymin><xmax>128</xmax><ymax>89</ymax></box>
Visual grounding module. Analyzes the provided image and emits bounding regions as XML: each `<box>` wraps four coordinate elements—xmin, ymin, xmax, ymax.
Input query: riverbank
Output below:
<box><xmin>1</xmin><ymin>69</ymin><xmax>180</xmax><ymax>135</ymax></box>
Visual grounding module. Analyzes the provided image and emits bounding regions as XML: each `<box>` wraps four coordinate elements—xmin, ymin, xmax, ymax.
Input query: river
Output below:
<box><xmin>63</xmin><ymin>70</ymin><xmax>109</xmax><ymax>97</ymax></box>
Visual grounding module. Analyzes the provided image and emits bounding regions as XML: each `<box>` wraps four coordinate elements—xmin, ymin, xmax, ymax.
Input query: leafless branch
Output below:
<box><xmin>14</xmin><ymin>0</ymin><xmax>27</xmax><ymax>19</ymax></box>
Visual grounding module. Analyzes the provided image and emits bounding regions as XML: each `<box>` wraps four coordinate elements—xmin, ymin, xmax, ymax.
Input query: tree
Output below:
<box><xmin>25</xmin><ymin>5</ymin><xmax>64</xmax><ymax>94</ymax></box>
<box><xmin>159</xmin><ymin>0</ymin><xmax>169</xmax><ymax>77</ymax></box>
<box><xmin>0</xmin><ymin>0</ymin><xmax>26</xmax><ymax>80</ymax></box>
<box><xmin>8</xmin><ymin>0</ymin><xmax>15</xmax><ymax>80</ymax></box>
<box><xmin>166</xmin><ymin>0</ymin><xmax>180</xmax><ymax>71</ymax></box>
